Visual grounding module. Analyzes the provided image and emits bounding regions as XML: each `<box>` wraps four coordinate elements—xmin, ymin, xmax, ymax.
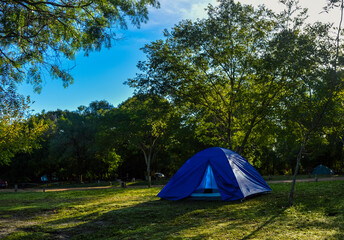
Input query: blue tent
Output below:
<box><xmin>157</xmin><ymin>147</ymin><xmax>271</xmax><ymax>201</ymax></box>
<box><xmin>312</xmin><ymin>164</ymin><xmax>334</xmax><ymax>175</ymax></box>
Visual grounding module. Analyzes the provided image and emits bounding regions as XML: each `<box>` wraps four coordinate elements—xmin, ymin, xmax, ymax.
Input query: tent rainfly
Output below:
<box><xmin>312</xmin><ymin>164</ymin><xmax>334</xmax><ymax>175</ymax></box>
<box><xmin>157</xmin><ymin>147</ymin><xmax>271</xmax><ymax>201</ymax></box>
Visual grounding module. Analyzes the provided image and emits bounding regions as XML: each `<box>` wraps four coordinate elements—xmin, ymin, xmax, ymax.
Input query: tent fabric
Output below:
<box><xmin>157</xmin><ymin>147</ymin><xmax>271</xmax><ymax>201</ymax></box>
<box><xmin>190</xmin><ymin>165</ymin><xmax>221</xmax><ymax>199</ymax></box>
<box><xmin>196</xmin><ymin>165</ymin><xmax>218</xmax><ymax>190</ymax></box>
<box><xmin>312</xmin><ymin>164</ymin><xmax>334</xmax><ymax>175</ymax></box>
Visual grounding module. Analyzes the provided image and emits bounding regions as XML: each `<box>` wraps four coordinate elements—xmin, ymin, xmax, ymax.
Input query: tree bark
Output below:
<box><xmin>227</xmin><ymin>110</ymin><xmax>232</xmax><ymax>150</ymax></box>
<box><xmin>342</xmin><ymin>143</ymin><xmax>344</xmax><ymax>174</ymax></box>
<box><xmin>147</xmin><ymin>162</ymin><xmax>151</xmax><ymax>188</ymax></box>
<box><xmin>141</xmin><ymin>147</ymin><xmax>152</xmax><ymax>188</ymax></box>
<box><xmin>339</xmin><ymin>137</ymin><xmax>344</xmax><ymax>173</ymax></box>
<box><xmin>288</xmin><ymin>135</ymin><xmax>309</xmax><ymax>206</ymax></box>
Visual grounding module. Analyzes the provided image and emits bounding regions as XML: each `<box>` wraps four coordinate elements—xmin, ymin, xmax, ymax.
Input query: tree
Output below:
<box><xmin>0</xmin><ymin>0</ymin><xmax>159</xmax><ymax>108</ymax></box>
<box><xmin>1</xmin><ymin>101</ymin><xmax>121</xmax><ymax>182</ymax></box>
<box><xmin>279</xmin><ymin>0</ymin><xmax>344</xmax><ymax>206</ymax></box>
<box><xmin>48</xmin><ymin>110</ymin><xmax>94</xmax><ymax>182</ymax></box>
<box><xmin>85</xmin><ymin>100</ymin><xmax>121</xmax><ymax>180</ymax></box>
<box><xmin>127</xmin><ymin>0</ymin><xmax>294</xmax><ymax>155</ymax></box>
<box><xmin>0</xmin><ymin>112</ymin><xmax>55</xmax><ymax>182</ymax></box>
<box><xmin>326</xmin><ymin>95</ymin><xmax>344</xmax><ymax>173</ymax></box>
<box><xmin>324</xmin><ymin>0</ymin><xmax>344</xmax><ymax>174</ymax></box>
<box><xmin>0</xmin><ymin>106</ymin><xmax>49</xmax><ymax>166</ymax></box>
<box><xmin>85</xmin><ymin>100</ymin><xmax>114</xmax><ymax>116</ymax></box>
<box><xmin>47</xmin><ymin>101</ymin><xmax>121</xmax><ymax>182</ymax></box>
<box><xmin>0</xmin><ymin>0</ymin><xmax>159</xmax><ymax>168</ymax></box>
<box><xmin>106</xmin><ymin>94</ymin><xmax>174</xmax><ymax>187</ymax></box>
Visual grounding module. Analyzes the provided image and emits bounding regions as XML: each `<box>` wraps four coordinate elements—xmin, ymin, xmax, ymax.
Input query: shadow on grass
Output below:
<box><xmin>4</xmin><ymin>181</ymin><xmax>344</xmax><ymax>240</ymax></box>
<box><xmin>13</xmin><ymin>193</ymin><xmax>344</xmax><ymax>239</ymax></box>
<box><xmin>241</xmin><ymin>209</ymin><xmax>285</xmax><ymax>240</ymax></box>
<box><xmin>241</xmin><ymin>181</ymin><xmax>344</xmax><ymax>240</ymax></box>
<box><xmin>60</xmin><ymin>199</ymin><xmax>232</xmax><ymax>239</ymax></box>
<box><xmin>14</xmin><ymin>193</ymin><xmax>283</xmax><ymax>239</ymax></box>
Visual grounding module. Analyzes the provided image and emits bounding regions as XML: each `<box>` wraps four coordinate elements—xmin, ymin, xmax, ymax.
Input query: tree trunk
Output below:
<box><xmin>272</xmin><ymin>157</ymin><xmax>275</xmax><ymax>175</ymax></box>
<box><xmin>147</xmin><ymin>159</ymin><xmax>151</xmax><ymax>188</ymax></box>
<box><xmin>236</xmin><ymin>115</ymin><xmax>259</xmax><ymax>155</ymax></box>
<box><xmin>141</xmin><ymin>148</ymin><xmax>152</xmax><ymax>188</ymax></box>
<box><xmin>227</xmin><ymin>110</ymin><xmax>232</xmax><ymax>150</ymax></box>
<box><xmin>288</xmin><ymin>135</ymin><xmax>309</xmax><ymax>206</ymax></box>
<box><xmin>342</xmin><ymin>143</ymin><xmax>344</xmax><ymax>174</ymax></box>
<box><xmin>339</xmin><ymin>138</ymin><xmax>344</xmax><ymax>174</ymax></box>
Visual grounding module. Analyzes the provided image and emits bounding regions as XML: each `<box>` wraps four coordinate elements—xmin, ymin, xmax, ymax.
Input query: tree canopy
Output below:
<box><xmin>127</xmin><ymin>0</ymin><xmax>299</xmax><ymax>154</ymax></box>
<box><xmin>0</xmin><ymin>0</ymin><xmax>159</xmax><ymax>108</ymax></box>
<box><xmin>0</xmin><ymin>0</ymin><xmax>159</xmax><ymax>167</ymax></box>
<box><xmin>103</xmin><ymin>94</ymin><xmax>176</xmax><ymax>186</ymax></box>
<box><xmin>1</xmin><ymin>1</ymin><xmax>344</xmax><ymax>198</ymax></box>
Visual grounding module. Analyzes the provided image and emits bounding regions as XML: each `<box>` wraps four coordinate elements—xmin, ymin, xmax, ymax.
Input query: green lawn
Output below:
<box><xmin>0</xmin><ymin>181</ymin><xmax>343</xmax><ymax>240</ymax></box>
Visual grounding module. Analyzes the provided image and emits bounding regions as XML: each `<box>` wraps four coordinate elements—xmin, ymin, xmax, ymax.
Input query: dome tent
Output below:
<box><xmin>157</xmin><ymin>147</ymin><xmax>271</xmax><ymax>201</ymax></box>
<box><xmin>312</xmin><ymin>164</ymin><xmax>334</xmax><ymax>175</ymax></box>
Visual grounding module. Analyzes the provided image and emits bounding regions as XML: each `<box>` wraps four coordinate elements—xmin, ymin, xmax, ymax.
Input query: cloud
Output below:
<box><xmin>140</xmin><ymin>0</ymin><xmax>339</xmax><ymax>34</ymax></box>
<box><xmin>181</xmin><ymin>0</ymin><xmax>219</xmax><ymax>20</ymax></box>
<box><xmin>238</xmin><ymin>0</ymin><xmax>338</xmax><ymax>25</ymax></box>
<box><xmin>142</xmin><ymin>0</ymin><xmax>219</xmax><ymax>30</ymax></box>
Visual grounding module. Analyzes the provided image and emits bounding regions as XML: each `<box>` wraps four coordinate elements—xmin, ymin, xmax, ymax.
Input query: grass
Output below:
<box><xmin>0</xmin><ymin>181</ymin><xmax>343</xmax><ymax>240</ymax></box>
<box><xmin>10</xmin><ymin>175</ymin><xmax>342</xmax><ymax>190</ymax></box>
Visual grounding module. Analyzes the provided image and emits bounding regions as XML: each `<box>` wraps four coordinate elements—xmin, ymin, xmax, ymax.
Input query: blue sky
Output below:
<box><xmin>18</xmin><ymin>0</ymin><xmax>338</xmax><ymax>113</ymax></box>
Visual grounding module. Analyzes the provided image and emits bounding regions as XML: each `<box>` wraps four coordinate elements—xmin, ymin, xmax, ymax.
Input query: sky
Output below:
<box><xmin>18</xmin><ymin>0</ymin><xmax>340</xmax><ymax>113</ymax></box>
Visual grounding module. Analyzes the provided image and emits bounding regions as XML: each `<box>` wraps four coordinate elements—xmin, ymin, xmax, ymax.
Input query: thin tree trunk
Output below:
<box><xmin>140</xmin><ymin>141</ymin><xmax>157</xmax><ymax>188</ymax></box>
<box><xmin>288</xmin><ymin>135</ymin><xmax>309</xmax><ymax>206</ymax></box>
<box><xmin>272</xmin><ymin>157</ymin><xmax>275</xmax><ymax>175</ymax></box>
<box><xmin>147</xmin><ymin>161</ymin><xmax>151</xmax><ymax>188</ymax></box>
<box><xmin>236</xmin><ymin>115</ymin><xmax>261</xmax><ymax>155</ymax></box>
<box><xmin>141</xmin><ymin>148</ymin><xmax>152</xmax><ymax>188</ymax></box>
<box><xmin>339</xmin><ymin>137</ymin><xmax>344</xmax><ymax>173</ymax></box>
<box><xmin>288</xmin><ymin>0</ymin><xmax>343</xmax><ymax>207</ymax></box>
<box><xmin>342</xmin><ymin>143</ymin><xmax>344</xmax><ymax>174</ymax></box>
<box><xmin>227</xmin><ymin>110</ymin><xmax>232</xmax><ymax>150</ymax></box>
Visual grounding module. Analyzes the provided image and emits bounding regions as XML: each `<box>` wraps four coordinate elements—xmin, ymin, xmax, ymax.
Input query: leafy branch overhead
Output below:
<box><xmin>0</xmin><ymin>0</ymin><xmax>159</xmax><ymax>98</ymax></box>
<box><xmin>0</xmin><ymin>0</ymin><xmax>159</xmax><ymax>167</ymax></box>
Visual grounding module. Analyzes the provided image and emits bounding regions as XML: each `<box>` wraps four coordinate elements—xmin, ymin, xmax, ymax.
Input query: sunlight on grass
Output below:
<box><xmin>0</xmin><ymin>181</ymin><xmax>343</xmax><ymax>239</ymax></box>
<box><xmin>6</xmin><ymin>205</ymin><xmax>38</xmax><ymax>211</ymax></box>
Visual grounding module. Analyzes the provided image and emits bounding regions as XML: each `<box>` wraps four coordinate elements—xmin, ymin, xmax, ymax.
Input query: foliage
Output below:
<box><xmin>0</xmin><ymin>181</ymin><xmax>343</xmax><ymax>239</ymax></box>
<box><xmin>46</xmin><ymin>101</ymin><xmax>122</xmax><ymax>182</ymax></box>
<box><xmin>0</xmin><ymin>0</ymin><xmax>159</xmax><ymax>100</ymax></box>
<box><xmin>0</xmin><ymin>0</ymin><xmax>159</xmax><ymax>170</ymax></box>
<box><xmin>325</xmin><ymin>94</ymin><xmax>344</xmax><ymax>173</ymax></box>
<box><xmin>103</xmin><ymin>94</ymin><xmax>176</xmax><ymax>186</ymax></box>
<box><xmin>0</xmin><ymin>100</ymin><xmax>120</xmax><ymax>182</ymax></box>
<box><xmin>0</xmin><ymin>109</ymin><xmax>49</xmax><ymax>166</ymax></box>
<box><xmin>127</xmin><ymin>0</ymin><xmax>300</xmax><ymax>154</ymax></box>
<box><xmin>274</xmin><ymin>0</ymin><xmax>344</xmax><ymax>206</ymax></box>
<box><xmin>3</xmin><ymin>1</ymin><xmax>344</xmax><ymax>185</ymax></box>
<box><xmin>48</xmin><ymin>110</ymin><xmax>92</xmax><ymax>182</ymax></box>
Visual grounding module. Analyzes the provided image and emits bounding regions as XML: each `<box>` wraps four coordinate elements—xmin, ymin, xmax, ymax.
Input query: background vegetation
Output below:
<box><xmin>1</xmin><ymin>0</ymin><xmax>344</xmax><ymax>187</ymax></box>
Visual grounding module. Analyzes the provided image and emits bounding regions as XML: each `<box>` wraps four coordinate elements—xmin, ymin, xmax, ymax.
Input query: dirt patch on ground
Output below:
<box><xmin>0</xmin><ymin>178</ymin><xmax>343</xmax><ymax>193</ymax></box>
<box><xmin>0</xmin><ymin>185</ymin><xmax>114</xmax><ymax>193</ymax></box>
<box><xmin>0</xmin><ymin>215</ymin><xmax>38</xmax><ymax>239</ymax></box>
<box><xmin>267</xmin><ymin>176</ymin><xmax>344</xmax><ymax>183</ymax></box>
